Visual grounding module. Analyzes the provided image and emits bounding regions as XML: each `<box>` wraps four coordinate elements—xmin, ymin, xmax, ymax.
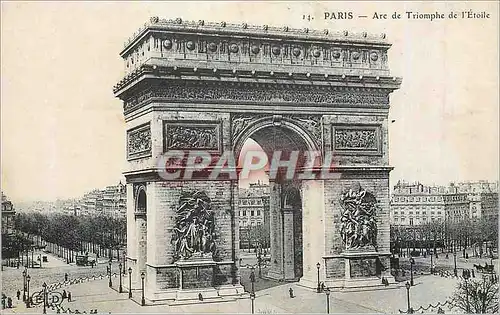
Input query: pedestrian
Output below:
<box><xmin>62</xmin><ymin>290</ymin><xmax>67</xmax><ymax>300</ymax></box>
<box><xmin>65</xmin><ymin>273</ymin><xmax>69</xmax><ymax>282</ymax></box>
<box><xmin>7</xmin><ymin>297</ymin><xmax>12</xmax><ymax>308</ymax></box>
<box><xmin>16</xmin><ymin>290</ymin><xmax>20</xmax><ymax>300</ymax></box>
<box><xmin>289</xmin><ymin>287</ymin><xmax>294</xmax><ymax>298</ymax></box>
<box><xmin>320</xmin><ymin>282</ymin><xmax>325</xmax><ymax>292</ymax></box>
<box><xmin>67</xmin><ymin>292</ymin><xmax>72</xmax><ymax>302</ymax></box>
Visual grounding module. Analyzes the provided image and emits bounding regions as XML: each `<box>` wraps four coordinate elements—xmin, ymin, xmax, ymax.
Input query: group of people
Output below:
<box><xmin>1</xmin><ymin>293</ymin><xmax>13</xmax><ymax>309</ymax></box>
<box><xmin>62</xmin><ymin>290</ymin><xmax>73</xmax><ymax>302</ymax></box>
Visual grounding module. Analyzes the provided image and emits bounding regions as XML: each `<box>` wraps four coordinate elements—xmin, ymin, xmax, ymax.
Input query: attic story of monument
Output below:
<box><xmin>114</xmin><ymin>17</ymin><xmax>401</xmax><ymax>302</ymax></box>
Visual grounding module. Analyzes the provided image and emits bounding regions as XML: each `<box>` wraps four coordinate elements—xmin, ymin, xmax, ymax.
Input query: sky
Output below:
<box><xmin>1</xmin><ymin>1</ymin><xmax>498</xmax><ymax>202</ymax></box>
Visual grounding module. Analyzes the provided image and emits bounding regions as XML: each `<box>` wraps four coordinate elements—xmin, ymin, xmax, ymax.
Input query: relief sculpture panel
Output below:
<box><xmin>333</xmin><ymin>125</ymin><xmax>381</xmax><ymax>155</ymax></box>
<box><xmin>127</xmin><ymin>123</ymin><xmax>152</xmax><ymax>160</ymax></box>
<box><xmin>171</xmin><ymin>191</ymin><xmax>217</xmax><ymax>262</ymax></box>
<box><xmin>164</xmin><ymin>121</ymin><xmax>221</xmax><ymax>152</ymax></box>
<box><xmin>339</xmin><ymin>183</ymin><xmax>378</xmax><ymax>251</ymax></box>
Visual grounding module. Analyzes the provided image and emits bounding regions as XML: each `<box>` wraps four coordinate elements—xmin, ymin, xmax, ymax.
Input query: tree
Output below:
<box><xmin>451</xmin><ymin>277</ymin><xmax>499</xmax><ymax>314</ymax></box>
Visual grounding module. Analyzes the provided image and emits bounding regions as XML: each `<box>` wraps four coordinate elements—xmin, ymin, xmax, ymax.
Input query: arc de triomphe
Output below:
<box><xmin>114</xmin><ymin>17</ymin><xmax>401</xmax><ymax>302</ymax></box>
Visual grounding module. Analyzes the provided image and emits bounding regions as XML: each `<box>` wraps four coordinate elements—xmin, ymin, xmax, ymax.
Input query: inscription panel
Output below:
<box><xmin>349</xmin><ymin>258</ymin><xmax>378</xmax><ymax>278</ymax></box>
<box><xmin>127</xmin><ymin>123</ymin><xmax>152</xmax><ymax>160</ymax></box>
<box><xmin>332</xmin><ymin>125</ymin><xmax>382</xmax><ymax>156</ymax></box>
<box><xmin>163</xmin><ymin>121</ymin><xmax>222</xmax><ymax>152</ymax></box>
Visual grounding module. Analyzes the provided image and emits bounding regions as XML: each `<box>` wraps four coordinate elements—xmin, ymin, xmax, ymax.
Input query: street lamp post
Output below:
<box><xmin>22</xmin><ymin>269</ymin><xmax>27</xmax><ymax>302</ymax></box>
<box><xmin>119</xmin><ymin>263</ymin><xmax>123</xmax><ymax>293</ymax></box>
<box><xmin>453</xmin><ymin>251</ymin><xmax>457</xmax><ymax>277</ymax></box>
<box><xmin>462</xmin><ymin>269</ymin><xmax>470</xmax><ymax>313</ymax></box>
<box><xmin>325</xmin><ymin>287</ymin><xmax>330</xmax><ymax>314</ymax></box>
<box><xmin>128</xmin><ymin>267</ymin><xmax>132</xmax><ymax>299</ymax></box>
<box><xmin>140</xmin><ymin>271</ymin><xmax>146</xmax><ymax>306</ymax></box>
<box><xmin>42</xmin><ymin>282</ymin><xmax>47</xmax><ymax>314</ymax></box>
<box><xmin>405</xmin><ymin>281</ymin><xmax>411</xmax><ymax>313</ymax></box>
<box><xmin>26</xmin><ymin>275</ymin><xmax>31</xmax><ymax>308</ymax></box>
<box><xmin>316</xmin><ymin>262</ymin><xmax>321</xmax><ymax>293</ymax></box>
<box><xmin>409</xmin><ymin>258</ymin><xmax>415</xmax><ymax>286</ymax></box>
<box><xmin>257</xmin><ymin>251</ymin><xmax>262</xmax><ymax>278</ymax></box>
<box><xmin>250</xmin><ymin>267</ymin><xmax>256</xmax><ymax>314</ymax></box>
<box><xmin>123</xmin><ymin>253</ymin><xmax>126</xmax><ymax>275</ymax></box>
<box><xmin>478</xmin><ymin>289</ymin><xmax>486</xmax><ymax>313</ymax></box>
<box><xmin>108</xmin><ymin>260</ymin><xmax>112</xmax><ymax>288</ymax></box>
<box><xmin>430</xmin><ymin>253</ymin><xmax>433</xmax><ymax>274</ymax></box>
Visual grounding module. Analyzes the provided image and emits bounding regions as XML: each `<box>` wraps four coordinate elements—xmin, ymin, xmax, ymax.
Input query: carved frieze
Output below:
<box><xmin>164</xmin><ymin>121</ymin><xmax>221</xmax><ymax>152</ymax></box>
<box><xmin>124</xmin><ymin>83</ymin><xmax>389</xmax><ymax>114</ymax></box>
<box><xmin>339</xmin><ymin>183</ymin><xmax>378</xmax><ymax>250</ymax></box>
<box><xmin>127</xmin><ymin>123</ymin><xmax>151</xmax><ymax>160</ymax></box>
<box><xmin>332</xmin><ymin>125</ymin><xmax>381</xmax><ymax>155</ymax></box>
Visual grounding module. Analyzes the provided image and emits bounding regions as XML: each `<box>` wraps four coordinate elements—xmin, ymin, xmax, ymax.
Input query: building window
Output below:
<box><xmin>409</xmin><ymin>218</ymin><xmax>414</xmax><ymax>225</ymax></box>
<box><xmin>257</xmin><ymin>210</ymin><xmax>261</xmax><ymax>216</ymax></box>
<box><xmin>251</xmin><ymin>210</ymin><xmax>255</xmax><ymax>216</ymax></box>
<box><xmin>243</xmin><ymin>211</ymin><xmax>247</xmax><ymax>216</ymax></box>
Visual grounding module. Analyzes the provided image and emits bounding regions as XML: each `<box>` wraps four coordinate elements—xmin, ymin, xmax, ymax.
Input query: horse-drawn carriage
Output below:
<box><xmin>474</xmin><ymin>263</ymin><xmax>495</xmax><ymax>274</ymax></box>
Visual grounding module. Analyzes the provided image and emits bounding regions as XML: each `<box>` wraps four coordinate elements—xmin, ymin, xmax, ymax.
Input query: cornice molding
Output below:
<box><xmin>122</xmin><ymin>17</ymin><xmax>391</xmax><ymax>56</ymax></box>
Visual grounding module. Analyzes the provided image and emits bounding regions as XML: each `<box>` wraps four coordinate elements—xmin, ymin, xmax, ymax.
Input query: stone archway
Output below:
<box><xmin>134</xmin><ymin>185</ymin><xmax>147</xmax><ymax>286</ymax></box>
<box><xmin>116</xmin><ymin>18</ymin><xmax>401</xmax><ymax>302</ymax></box>
<box><xmin>234</xmin><ymin>117</ymin><xmax>315</xmax><ymax>282</ymax></box>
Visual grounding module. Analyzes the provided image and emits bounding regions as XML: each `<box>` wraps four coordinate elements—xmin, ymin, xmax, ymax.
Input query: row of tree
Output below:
<box><xmin>391</xmin><ymin>216</ymin><xmax>498</xmax><ymax>257</ymax></box>
<box><xmin>239</xmin><ymin>223</ymin><xmax>270</xmax><ymax>251</ymax></box>
<box><xmin>13</xmin><ymin>212</ymin><xmax>126</xmax><ymax>262</ymax></box>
